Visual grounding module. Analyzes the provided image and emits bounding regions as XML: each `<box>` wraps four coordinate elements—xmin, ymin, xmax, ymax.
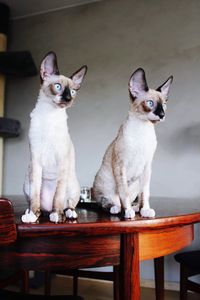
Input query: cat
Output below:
<box><xmin>93</xmin><ymin>68</ymin><xmax>173</xmax><ymax>219</ymax></box>
<box><xmin>22</xmin><ymin>52</ymin><xmax>87</xmax><ymax>223</ymax></box>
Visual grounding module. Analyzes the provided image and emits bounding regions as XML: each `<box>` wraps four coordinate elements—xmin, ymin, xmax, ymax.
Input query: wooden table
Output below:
<box><xmin>4</xmin><ymin>196</ymin><xmax>200</xmax><ymax>300</ymax></box>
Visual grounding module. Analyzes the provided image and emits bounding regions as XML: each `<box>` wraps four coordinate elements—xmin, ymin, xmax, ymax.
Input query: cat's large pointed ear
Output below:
<box><xmin>40</xmin><ymin>52</ymin><xmax>60</xmax><ymax>83</ymax></box>
<box><xmin>157</xmin><ymin>76</ymin><xmax>173</xmax><ymax>100</ymax></box>
<box><xmin>70</xmin><ymin>65</ymin><xmax>87</xmax><ymax>90</ymax></box>
<box><xmin>129</xmin><ymin>68</ymin><xmax>149</xmax><ymax>99</ymax></box>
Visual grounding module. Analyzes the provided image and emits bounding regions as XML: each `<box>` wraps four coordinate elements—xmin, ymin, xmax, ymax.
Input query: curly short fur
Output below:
<box><xmin>93</xmin><ymin>68</ymin><xmax>173</xmax><ymax>219</ymax></box>
<box><xmin>22</xmin><ymin>52</ymin><xmax>87</xmax><ymax>223</ymax></box>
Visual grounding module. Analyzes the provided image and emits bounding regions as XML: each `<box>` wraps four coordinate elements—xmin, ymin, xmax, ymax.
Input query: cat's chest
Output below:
<box><xmin>118</xmin><ymin>120</ymin><xmax>157</xmax><ymax>168</ymax></box>
<box><xmin>125</xmin><ymin>130</ymin><xmax>156</xmax><ymax>157</ymax></box>
<box><xmin>30</xmin><ymin>107</ymin><xmax>68</xmax><ymax>137</ymax></box>
<box><xmin>29</xmin><ymin>109</ymin><xmax>69</xmax><ymax>159</ymax></box>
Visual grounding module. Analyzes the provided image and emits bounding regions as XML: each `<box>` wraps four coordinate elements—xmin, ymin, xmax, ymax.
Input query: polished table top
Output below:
<box><xmin>5</xmin><ymin>195</ymin><xmax>200</xmax><ymax>236</ymax></box>
<box><xmin>2</xmin><ymin>195</ymin><xmax>200</xmax><ymax>300</ymax></box>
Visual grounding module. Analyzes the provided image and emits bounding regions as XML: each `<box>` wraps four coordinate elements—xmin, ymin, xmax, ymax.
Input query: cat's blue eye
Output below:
<box><xmin>146</xmin><ymin>100</ymin><xmax>154</xmax><ymax>109</ymax></box>
<box><xmin>54</xmin><ymin>83</ymin><xmax>62</xmax><ymax>91</ymax></box>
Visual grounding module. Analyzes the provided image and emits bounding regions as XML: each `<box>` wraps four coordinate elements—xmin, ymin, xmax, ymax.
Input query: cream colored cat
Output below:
<box><xmin>22</xmin><ymin>52</ymin><xmax>87</xmax><ymax>223</ymax></box>
<box><xmin>93</xmin><ymin>68</ymin><xmax>173</xmax><ymax>219</ymax></box>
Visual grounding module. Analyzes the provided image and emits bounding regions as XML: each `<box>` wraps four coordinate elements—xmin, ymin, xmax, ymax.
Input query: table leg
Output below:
<box><xmin>120</xmin><ymin>233</ymin><xmax>140</xmax><ymax>300</ymax></box>
<box><xmin>21</xmin><ymin>270</ymin><xmax>29</xmax><ymax>293</ymax></box>
<box><xmin>73</xmin><ymin>270</ymin><xmax>78</xmax><ymax>296</ymax></box>
<box><xmin>154</xmin><ymin>256</ymin><xmax>164</xmax><ymax>300</ymax></box>
<box><xmin>44</xmin><ymin>271</ymin><xmax>51</xmax><ymax>295</ymax></box>
<box><xmin>113</xmin><ymin>265</ymin><xmax>120</xmax><ymax>300</ymax></box>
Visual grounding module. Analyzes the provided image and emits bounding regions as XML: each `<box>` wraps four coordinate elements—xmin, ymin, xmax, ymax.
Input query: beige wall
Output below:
<box><xmin>3</xmin><ymin>0</ymin><xmax>200</xmax><ymax>282</ymax></box>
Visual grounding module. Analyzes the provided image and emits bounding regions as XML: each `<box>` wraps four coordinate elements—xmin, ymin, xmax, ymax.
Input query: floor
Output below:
<box><xmin>28</xmin><ymin>275</ymin><xmax>200</xmax><ymax>300</ymax></box>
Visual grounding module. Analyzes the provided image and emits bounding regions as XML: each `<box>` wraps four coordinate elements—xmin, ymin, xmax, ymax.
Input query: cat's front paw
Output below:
<box><xmin>140</xmin><ymin>207</ymin><xmax>155</xmax><ymax>218</ymax></box>
<box><xmin>49</xmin><ymin>212</ymin><xmax>60</xmax><ymax>223</ymax></box>
<box><xmin>21</xmin><ymin>209</ymin><xmax>38</xmax><ymax>223</ymax></box>
<box><xmin>110</xmin><ymin>205</ymin><xmax>121</xmax><ymax>215</ymax></box>
<box><xmin>65</xmin><ymin>209</ymin><xmax>78</xmax><ymax>219</ymax></box>
<box><xmin>124</xmin><ymin>208</ymin><xmax>135</xmax><ymax>219</ymax></box>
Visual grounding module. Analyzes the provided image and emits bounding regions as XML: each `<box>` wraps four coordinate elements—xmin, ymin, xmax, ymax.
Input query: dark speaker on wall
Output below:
<box><xmin>0</xmin><ymin>51</ymin><xmax>38</xmax><ymax>77</ymax></box>
<box><xmin>0</xmin><ymin>117</ymin><xmax>20</xmax><ymax>138</ymax></box>
<box><xmin>0</xmin><ymin>3</ymin><xmax>10</xmax><ymax>35</ymax></box>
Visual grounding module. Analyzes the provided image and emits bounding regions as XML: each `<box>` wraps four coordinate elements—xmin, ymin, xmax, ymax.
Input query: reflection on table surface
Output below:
<box><xmin>2</xmin><ymin>195</ymin><xmax>200</xmax><ymax>231</ymax></box>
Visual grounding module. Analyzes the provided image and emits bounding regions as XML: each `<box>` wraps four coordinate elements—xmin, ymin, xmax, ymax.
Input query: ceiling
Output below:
<box><xmin>0</xmin><ymin>0</ymin><xmax>101</xmax><ymax>19</ymax></box>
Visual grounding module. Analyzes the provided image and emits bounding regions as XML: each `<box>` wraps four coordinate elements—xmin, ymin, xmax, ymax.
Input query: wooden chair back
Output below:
<box><xmin>0</xmin><ymin>198</ymin><xmax>17</xmax><ymax>245</ymax></box>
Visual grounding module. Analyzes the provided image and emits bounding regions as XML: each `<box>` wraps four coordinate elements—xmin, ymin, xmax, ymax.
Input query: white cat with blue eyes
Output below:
<box><xmin>93</xmin><ymin>68</ymin><xmax>173</xmax><ymax>219</ymax></box>
<box><xmin>22</xmin><ymin>52</ymin><xmax>87</xmax><ymax>223</ymax></box>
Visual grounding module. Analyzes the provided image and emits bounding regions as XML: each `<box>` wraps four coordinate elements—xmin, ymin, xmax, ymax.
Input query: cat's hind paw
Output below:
<box><xmin>110</xmin><ymin>205</ymin><xmax>121</xmax><ymax>215</ymax></box>
<box><xmin>65</xmin><ymin>209</ymin><xmax>78</xmax><ymax>219</ymax></box>
<box><xmin>140</xmin><ymin>208</ymin><xmax>155</xmax><ymax>218</ymax></box>
<box><xmin>21</xmin><ymin>209</ymin><xmax>38</xmax><ymax>223</ymax></box>
<box><xmin>132</xmin><ymin>203</ymin><xmax>140</xmax><ymax>212</ymax></box>
<box><xmin>124</xmin><ymin>208</ymin><xmax>135</xmax><ymax>219</ymax></box>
